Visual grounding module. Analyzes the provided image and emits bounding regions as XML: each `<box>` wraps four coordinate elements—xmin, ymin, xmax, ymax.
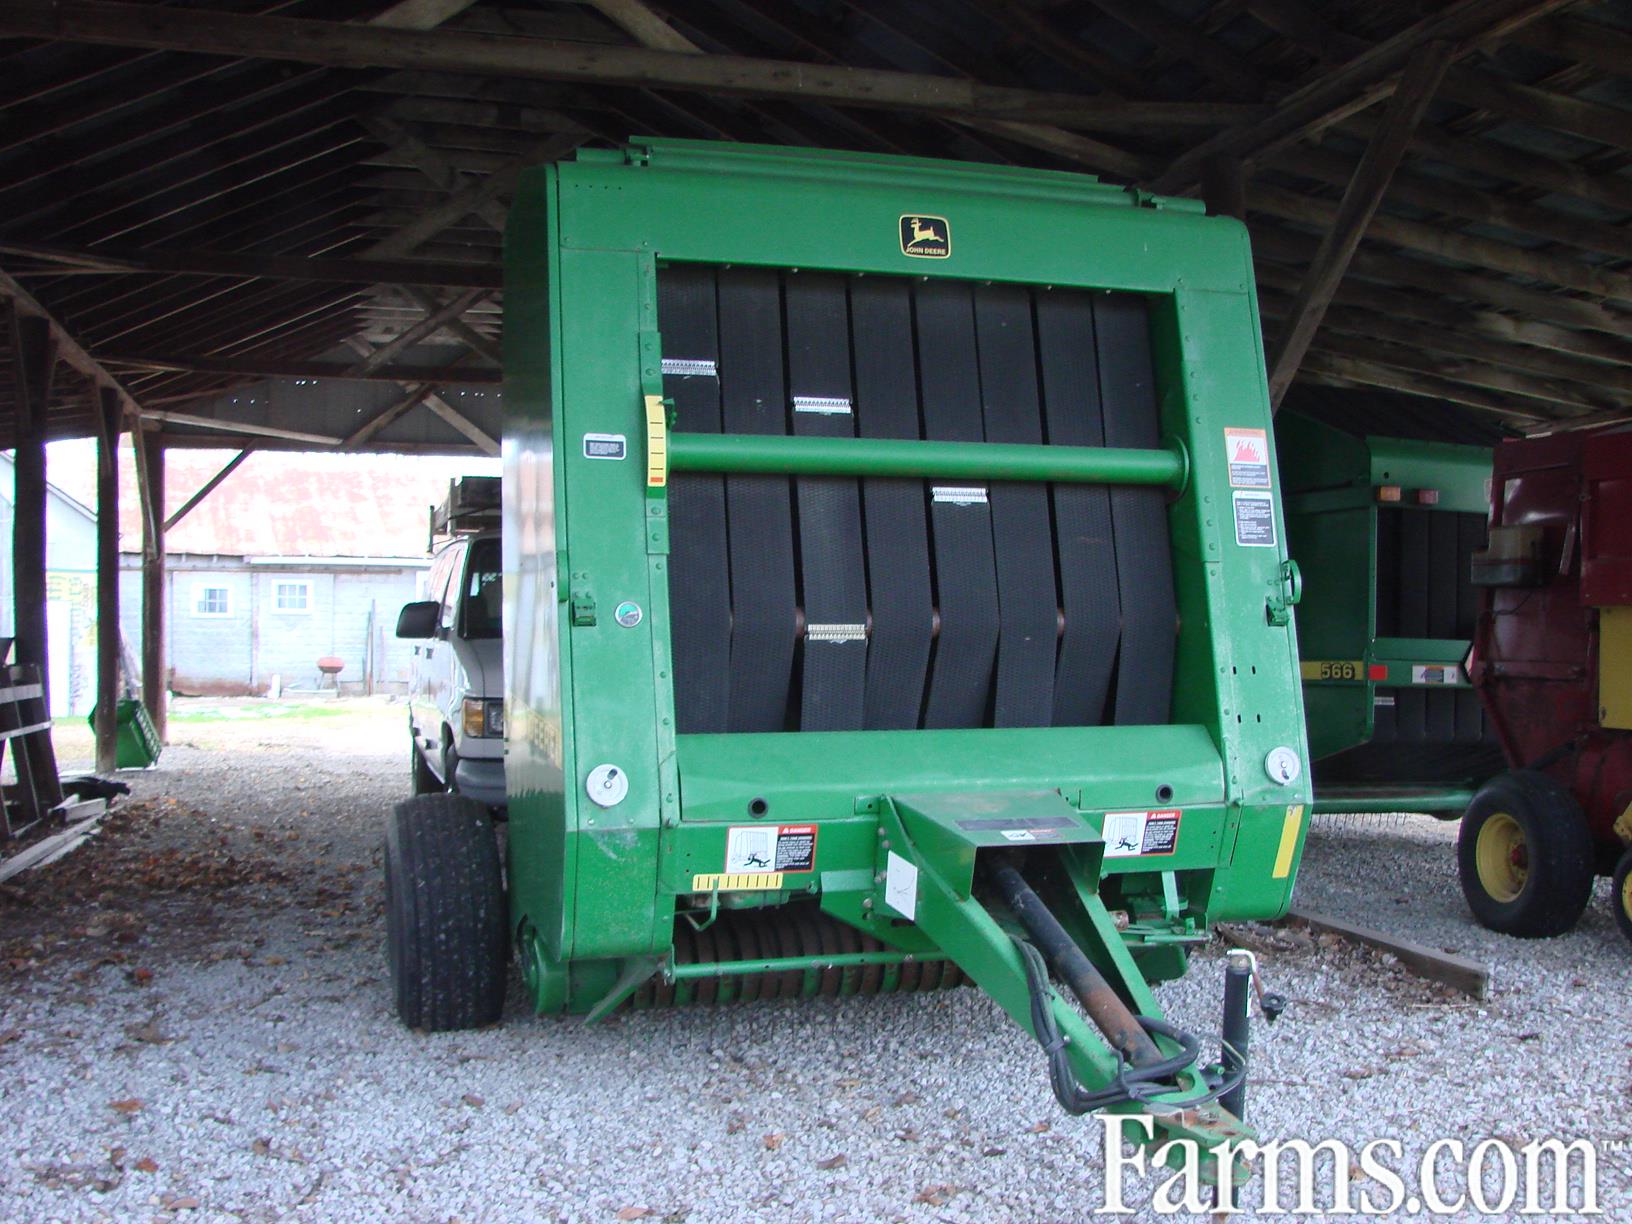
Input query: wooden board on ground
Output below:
<box><xmin>1286</xmin><ymin>905</ymin><xmax>1491</xmax><ymax>1001</ymax></box>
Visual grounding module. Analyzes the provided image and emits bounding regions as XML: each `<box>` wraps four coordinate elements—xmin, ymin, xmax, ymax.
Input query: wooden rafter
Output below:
<box><xmin>1151</xmin><ymin>0</ymin><xmax>1579</xmax><ymax>193</ymax></box>
<box><xmin>0</xmin><ymin>3</ymin><xmax>1263</xmax><ymax>132</ymax></box>
<box><xmin>1266</xmin><ymin>41</ymin><xmax>1453</xmax><ymax>408</ymax></box>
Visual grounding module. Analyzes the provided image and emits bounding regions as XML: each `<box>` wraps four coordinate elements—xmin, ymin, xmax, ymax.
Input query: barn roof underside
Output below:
<box><xmin>0</xmin><ymin>0</ymin><xmax>1628</xmax><ymax>455</ymax></box>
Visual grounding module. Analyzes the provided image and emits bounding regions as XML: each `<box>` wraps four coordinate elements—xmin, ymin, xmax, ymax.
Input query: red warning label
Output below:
<box><xmin>1225</xmin><ymin>427</ymin><xmax>1271</xmax><ymax>488</ymax></box>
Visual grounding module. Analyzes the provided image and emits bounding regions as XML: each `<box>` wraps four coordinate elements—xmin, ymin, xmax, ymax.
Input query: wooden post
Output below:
<box><xmin>94</xmin><ymin>387</ymin><xmax>121</xmax><ymax>773</ymax></box>
<box><xmin>137</xmin><ymin>433</ymin><xmax>167</xmax><ymax>742</ymax></box>
<box><xmin>9</xmin><ymin>308</ymin><xmax>55</xmax><ymax>705</ymax></box>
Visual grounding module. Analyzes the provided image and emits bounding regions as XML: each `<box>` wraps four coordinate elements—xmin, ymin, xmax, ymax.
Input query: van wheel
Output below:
<box><xmin>1457</xmin><ymin>770</ymin><xmax>1593</xmax><ymax>938</ymax></box>
<box><xmin>384</xmin><ymin>793</ymin><xmax>508</xmax><ymax>1030</ymax></box>
<box><xmin>410</xmin><ymin>739</ymin><xmax>440</xmax><ymax>795</ymax></box>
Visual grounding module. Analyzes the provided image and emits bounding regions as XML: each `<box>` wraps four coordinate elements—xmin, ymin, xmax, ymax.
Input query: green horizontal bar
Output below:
<box><xmin>667</xmin><ymin>949</ymin><xmax>927</xmax><ymax>980</ymax></box>
<box><xmin>1310</xmin><ymin>787</ymin><xmax>1474</xmax><ymax>815</ymax></box>
<box><xmin>668</xmin><ymin>432</ymin><xmax>1186</xmax><ymax>488</ymax></box>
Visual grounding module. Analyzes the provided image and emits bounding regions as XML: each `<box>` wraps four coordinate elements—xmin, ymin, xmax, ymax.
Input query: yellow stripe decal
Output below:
<box><xmin>1272</xmin><ymin>804</ymin><xmax>1304</xmax><ymax>879</ymax></box>
<box><xmin>691</xmin><ymin>872</ymin><xmax>783</xmax><ymax>892</ymax></box>
<box><xmin>644</xmin><ymin>394</ymin><xmax>668</xmax><ymax>488</ymax></box>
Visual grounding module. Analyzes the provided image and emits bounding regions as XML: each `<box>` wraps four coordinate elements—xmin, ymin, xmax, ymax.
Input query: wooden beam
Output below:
<box><xmin>369</xmin><ymin>0</ymin><xmax>481</xmax><ymax>28</ymax></box>
<box><xmin>1266</xmin><ymin>42</ymin><xmax>1452</xmax><ymax>408</ymax></box>
<box><xmin>1438</xmin><ymin>66</ymin><xmax>1632</xmax><ymax>156</ymax></box>
<box><xmin>1285</xmin><ymin>908</ymin><xmax>1490</xmax><ymax>1001</ymax></box>
<box><xmin>1081</xmin><ymin>0</ymin><xmax>1263</xmax><ymax>98</ymax></box>
<box><xmin>0</xmin><ymin>266</ymin><xmax>147</xmax><ymax>419</ymax></box>
<box><xmin>1298</xmin><ymin>351</ymin><xmax>1549</xmax><ymax>424</ymax></box>
<box><xmin>951</xmin><ymin>118</ymin><xmax>1151</xmax><ymax>180</ymax></box>
<box><xmin>1263</xmin><ymin>144</ymin><xmax>1632</xmax><ymax>264</ymax></box>
<box><xmin>0</xmin><ymin>242</ymin><xmax>500</xmax><ymax>289</ymax></box>
<box><xmin>102</xmin><ymin>354</ymin><xmax>501</xmax><ymax>383</ymax></box>
<box><xmin>343</xmin><ymin>381</ymin><xmax>442</xmax><ymax>447</ymax></box>
<box><xmin>138</xmin><ymin>409</ymin><xmax>342</xmax><ymax>447</ymax></box>
<box><xmin>94</xmin><ymin>386</ymin><xmax>121</xmax><ymax>773</ymax></box>
<box><xmin>1251</xmin><ymin>184</ymin><xmax>1632</xmax><ymax>313</ymax></box>
<box><xmin>347</xmin><ymin>288</ymin><xmax>488</xmax><ymax>375</ymax></box>
<box><xmin>1260</xmin><ymin>293</ymin><xmax>1632</xmax><ymax>407</ymax></box>
<box><xmin>423</xmin><ymin>393</ymin><xmax>499</xmax><ymax>455</ymax></box>
<box><xmin>1253</xmin><ymin>259</ymin><xmax>1632</xmax><ymax>367</ymax></box>
<box><xmin>1249</xmin><ymin>223</ymin><xmax>1630</xmax><ymax>339</ymax></box>
<box><xmin>0</xmin><ymin>3</ymin><xmax>1264</xmax><ymax>132</ymax></box>
<box><xmin>589</xmin><ymin>0</ymin><xmax>703</xmax><ymax>54</ymax></box>
<box><xmin>1513</xmin><ymin>15</ymin><xmax>1632</xmax><ymax>78</ymax></box>
<box><xmin>340</xmin><ymin>336</ymin><xmax>498</xmax><ymax>455</ymax></box>
<box><xmin>1152</xmin><ymin>0</ymin><xmax>1576</xmax><ymax>193</ymax></box>
<box><xmin>9</xmin><ymin>307</ymin><xmax>57</xmax><ymax>706</ymax></box>
<box><xmin>137</xmin><ymin>433</ymin><xmax>166</xmax><ymax>742</ymax></box>
<box><xmin>1312</xmin><ymin>332</ymin><xmax>1611</xmax><ymax>416</ymax></box>
<box><xmin>163</xmin><ymin>448</ymin><xmax>253</xmax><ymax>532</ymax></box>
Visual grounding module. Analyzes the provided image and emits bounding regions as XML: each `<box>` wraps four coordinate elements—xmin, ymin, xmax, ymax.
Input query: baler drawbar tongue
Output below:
<box><xmin>878</xmin><ymin>792</ymin><xmax>1252</xmax><ymax>1171</ymax></box>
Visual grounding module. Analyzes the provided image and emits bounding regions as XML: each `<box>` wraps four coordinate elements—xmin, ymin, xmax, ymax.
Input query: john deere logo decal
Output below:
<box><xmin>900</xmin><ymin>214</ymin><xmax>950</xmax><ymax>259</ymax></box>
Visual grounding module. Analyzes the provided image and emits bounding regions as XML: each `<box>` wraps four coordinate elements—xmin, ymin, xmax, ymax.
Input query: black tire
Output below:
<box><xmin>384</xmin><ymin>793</ymin><xmax>508</xmax><ymax>1030</ymax></box>
<box><xmin>410</xmin><ymin>736</ymin><xmax>440</xmax><ymax>795</ymax></box>
<box><xmin>1457</xmin><ymin>770</ymin><xmax>1593</xmax><ymax>938</ymax></box>
<box><xmin>1613</xmin><ymin>847</ymin><xmax>1632</xmax><ymax>949</ymax></box>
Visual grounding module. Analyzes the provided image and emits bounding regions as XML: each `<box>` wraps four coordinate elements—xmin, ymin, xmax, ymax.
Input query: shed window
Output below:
<box><xmin>274</xmin><ymin>581</ymin><xmax>311</xmax><ymax>612</ymax></box>
<box><xmin>193</xmin><ymin>585</ymin><xmax>232</xmax><ymax>617</ymax></box>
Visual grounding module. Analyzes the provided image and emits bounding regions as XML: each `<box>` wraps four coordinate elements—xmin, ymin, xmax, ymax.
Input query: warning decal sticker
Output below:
<box><xmin>1232</xmin><ymin>490</ymin><xmax>1277</xmax><ymax>547</ymax></box>
<box><xmin>1102</xmin><ymin>810</ymin><xmax>1183</xmax><ymax>858</ymax></box>
<box><xmin>1224</xmin><ymin>427</ymin><xmax>1271</xmax><ymax>488</ymax></box>
<box><xmin>583</xmin><ymin>433</ymin><xmax>627</xmax><ymax>460</ymax></box>
<box><xmin>1411</xmin><ymin>663</ymin><xmax>1463</xmax><ymax>686</ymax></box>
<box><xmin>724</xmin><ymin>824</ymin><xmax>818</xmax><ymax>875</ymax></box>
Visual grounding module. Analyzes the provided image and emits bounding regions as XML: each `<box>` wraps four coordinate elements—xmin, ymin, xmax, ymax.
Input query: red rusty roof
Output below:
<box><xmin>54</xmin><ymin>444</ymin><xmax>488</xmax><ymax>559</ymax></box>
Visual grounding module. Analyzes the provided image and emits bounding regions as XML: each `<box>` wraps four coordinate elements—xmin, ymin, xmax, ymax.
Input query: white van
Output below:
<box><xmin>396</xmin><ymin>482</ymin><xmax>504</xmax><ymax>807</ymax></box>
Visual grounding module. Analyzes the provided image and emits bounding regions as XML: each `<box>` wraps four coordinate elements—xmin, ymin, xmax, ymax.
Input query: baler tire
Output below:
<box><xmin>410</xmin><ymin>738</ymin><xmax>439</xmax><ymax>795</ymax></box>
<box><xmin>385</xmin><ymin>793</ymin><xmax>508</xmax><ymax>1031</ymax></box>
<box><xmin>1457</xmin><ymin>770</ymin><xmax>1593</xmax><ymax>939</ymax></box>
<box><xmin>1613</xmin><ymin>848</ymin><xmax>1632</xmax><ymax>949</ymax></box>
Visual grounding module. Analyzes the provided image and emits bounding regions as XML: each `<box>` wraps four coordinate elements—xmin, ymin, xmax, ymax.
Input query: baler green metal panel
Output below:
<box><xmin>504</xmin><ymin>139</ymin><xmax>1312</xmax><ymax>1152</ymax></box>
<box><xmin>1278</xmin><ymin>413</ymin><xmax>1498</xmax><ymax>796</ymax></box>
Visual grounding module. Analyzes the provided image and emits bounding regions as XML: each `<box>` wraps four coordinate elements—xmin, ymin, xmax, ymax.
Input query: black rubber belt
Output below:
<box><xmin>785</xmin><ymin>273</ymin><xmax>867</xmax><ymax>731</ymax></box>
<box><xmin>1395</xmin><ymin>507</ymin><xmax>1430</xmax><ymax>743</ymax></box>
<box><xmin>1036</xmin><ymin>289</ymin><xmax>1120</xmax><ymax>727</ymax></box>
<box><xmin>975</xmin><ymin>285</ymin><xmax>1057</xmax><ymax>728</ymax></box>
<box><xmin>1097</xmin><ymin>294</ymin><xmax>1174</xmax><ymax>727</ymax></box>
<box><xmin>717</xmin><ymin>269</ymin><xmax>797</xmax><ymax>733</ymax></box>
<box><xmin>657</xmin><ymin>266</ymin><xmax>731</xmax><ymax>734</ymax></box>
<box><xmin>850</xmin><ymin>279</ymin><xmax>934</xmax><ymax>730</ymax></box>
<box><xmin>915</xmin><ymin>281</ymin><xmax>998</xmax><ymax>729</ymax></box>
<box><xmin>1426</xmin><ymin>511</ymin><xmax>1459</xmax><ymax>742</ymax></box>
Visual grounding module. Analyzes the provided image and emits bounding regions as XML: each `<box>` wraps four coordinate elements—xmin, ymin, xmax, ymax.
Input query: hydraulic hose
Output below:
<box><xmin>987</xmin><ymin>856</ymin><xmax>1162</xmax><ymax>1066</ymax></box>
<box><xmin>989</xmin><ymin>856</ymin><xmax>1246</xmax><ymax>1116</ymax></box>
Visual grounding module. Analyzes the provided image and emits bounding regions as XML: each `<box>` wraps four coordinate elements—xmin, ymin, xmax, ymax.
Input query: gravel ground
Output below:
<box><xmin>2</xmin><ymin>699</ymin><xmax>1629</xmax><ymax>1222</ymax></box>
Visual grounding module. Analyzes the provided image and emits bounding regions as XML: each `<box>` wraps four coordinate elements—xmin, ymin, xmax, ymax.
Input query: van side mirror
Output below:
<box><xmin>396</xmin><ymin>600</ymin><xmax>441</xmax><ymax>639</ymax></box>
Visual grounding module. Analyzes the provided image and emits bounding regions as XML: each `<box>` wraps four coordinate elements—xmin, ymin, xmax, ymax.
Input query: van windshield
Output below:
<box><xmin>461</xmin><ymin>537</ymin><xmax>502</xmax><ymax>639</ymax></box>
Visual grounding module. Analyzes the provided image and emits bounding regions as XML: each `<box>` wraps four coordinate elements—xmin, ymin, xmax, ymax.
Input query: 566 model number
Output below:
<box><xmin>1300</xmin><ymin>659</ymin><xmax>1362</xmax><ymax>681</ymax></box>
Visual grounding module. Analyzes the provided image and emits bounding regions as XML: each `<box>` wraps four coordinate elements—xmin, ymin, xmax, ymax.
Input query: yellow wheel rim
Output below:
<box><xmin>1621</xmin><ymin>870</ymin><xmax>1632</xmax><ymax>922</ymax></box>
<box><xmin>1475</xmin><ymin>812</ymin><xmax>1528</xmax><ymax>904</ymax></box>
